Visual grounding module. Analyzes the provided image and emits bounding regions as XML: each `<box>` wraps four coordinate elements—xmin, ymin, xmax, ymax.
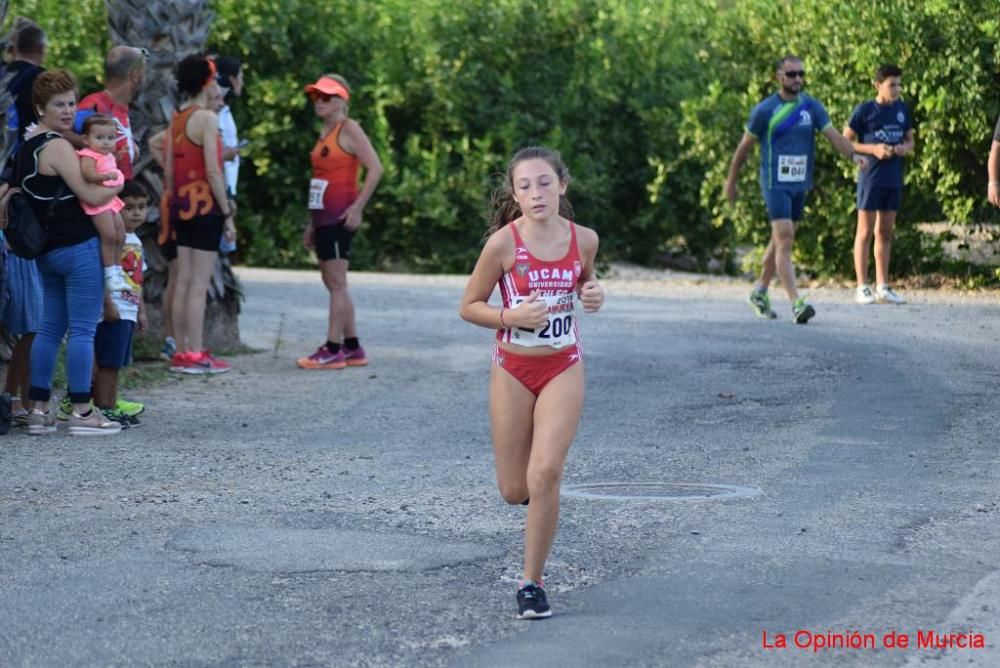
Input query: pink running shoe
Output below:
<box><xmin>171</xmin><ymin>351</ymin><xmax>230</xmax><ymax>374</ymax></box>
<box><xmin>191</xmin><ymin>350</ymin><xmax>231</xmax><ymax>374</ymax></box>
<box><xmin>344</xmin><ymin>344</ymin><xmax>368</xmax><ymax>367</ymax></box>
<box><xmin>296</xmin><ymin>345</ymin><xmax>346</xmax><ymax>370</ymax></box>
<box><xmin>170</xmin><ymin>351</ymin><xmax>195</xmax><ymax>373</ymax></box>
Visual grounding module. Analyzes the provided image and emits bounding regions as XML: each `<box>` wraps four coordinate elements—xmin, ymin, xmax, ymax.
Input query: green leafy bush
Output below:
<box><xmin>11</xmin><ymin>0</ymin><xmax>1000</xmax><ymax>277</ymax></box>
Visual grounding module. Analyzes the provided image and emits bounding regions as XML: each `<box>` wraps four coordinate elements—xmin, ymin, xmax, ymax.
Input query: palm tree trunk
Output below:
<box><xmin>105</xmin><ymin>0</ymin><xmax>242</xmax><ymax>352</ymax></box>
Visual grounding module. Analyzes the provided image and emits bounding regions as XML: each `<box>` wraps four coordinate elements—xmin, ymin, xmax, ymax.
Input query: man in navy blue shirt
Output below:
<box><xmin>725</xmin><ymin>55</ymin><xmax>866</xmax><ymax>324</ymax></box>
<box><xmin>844</xmin><ymin>64</ymin><xmax>915</xmax><ymax>305</ymax></box>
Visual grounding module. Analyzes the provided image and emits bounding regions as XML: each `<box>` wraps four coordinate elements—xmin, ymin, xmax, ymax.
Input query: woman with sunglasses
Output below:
<box><xmin>296</xmin><ymin>75</ymin><xmax>383</xmax><ymax>370</ymax></box>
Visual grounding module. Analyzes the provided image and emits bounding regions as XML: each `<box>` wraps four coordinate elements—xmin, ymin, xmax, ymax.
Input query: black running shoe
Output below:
<box><xmin>792</xmin><ymin>297</ymin><xmax>816</xmax><ymax>324</ymax></box>
<box><xmin>516</xmin><ymin>584</ymin><xmax>552</xmax><ymax>619</ymax></box>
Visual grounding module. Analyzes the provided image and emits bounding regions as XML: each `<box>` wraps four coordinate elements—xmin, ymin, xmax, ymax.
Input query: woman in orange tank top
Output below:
<box><xmin>150</xmin><ymin>55</ymin><xmax>235</xmax><ymax>374</ymax></box>
<box><xmin>296</xmin><ymin>74</ymin><xmax>383</xmax><ymax>370</ymax></box>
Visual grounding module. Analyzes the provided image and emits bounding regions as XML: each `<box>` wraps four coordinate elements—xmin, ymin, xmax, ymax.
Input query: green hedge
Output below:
<box><xmin>11</xmin><ymin>0</ymin><xmax>1000</xmax><ymax>276</ymax></box>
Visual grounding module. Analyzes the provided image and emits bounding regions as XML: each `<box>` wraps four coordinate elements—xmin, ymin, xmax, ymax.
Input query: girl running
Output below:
<box><xmin>459</xmin><ymin>146</ymin><xmax>604</xmax><ymax>619</ymax></box>
<box><xmin>297</xmin><ymin>74</ymin><xmax>383</xmax><ymax>370</ymax></box>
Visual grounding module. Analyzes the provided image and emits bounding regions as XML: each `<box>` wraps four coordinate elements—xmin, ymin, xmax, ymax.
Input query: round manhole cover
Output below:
<box><xmin>561</xmin><ymin>482</ymin><xmax>761</xmax><ymax>501</ymax></box>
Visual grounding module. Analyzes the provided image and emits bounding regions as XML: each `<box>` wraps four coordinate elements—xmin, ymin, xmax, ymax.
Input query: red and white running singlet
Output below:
<box><xmin>496</xmin><ymin>222</ymin><xmax>583</xmax><ymax>349</ymax></box>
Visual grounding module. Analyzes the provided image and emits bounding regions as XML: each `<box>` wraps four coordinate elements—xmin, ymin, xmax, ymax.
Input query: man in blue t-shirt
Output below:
<box><xmin>725</xmin><ymin>55</ymin><xmax>867</xmax><ymax>324</ymax></box>
<box><xmin>844</xmin><ymin>64</ymin><xmax>915</xmax><ymax>305</ymax></box>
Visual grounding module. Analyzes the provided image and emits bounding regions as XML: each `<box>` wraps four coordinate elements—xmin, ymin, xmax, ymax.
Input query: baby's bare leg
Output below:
<box><xmin>92</xmin><ymin>211</ymin><xmax>118</xmax><ymax>267</ymax></box>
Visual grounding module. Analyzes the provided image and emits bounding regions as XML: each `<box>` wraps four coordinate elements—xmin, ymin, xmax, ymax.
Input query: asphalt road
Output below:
<box><xmin>2</xmin><ymin>268</ymin><xmax>999</xmax><ymax>667</ymax></box>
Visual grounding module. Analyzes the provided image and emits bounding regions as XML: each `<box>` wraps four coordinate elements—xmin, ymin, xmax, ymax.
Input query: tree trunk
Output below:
<box><xmin>105</xmin><ymin>0</ymin><xmax>242</xmax><ymax>353</ymax></box>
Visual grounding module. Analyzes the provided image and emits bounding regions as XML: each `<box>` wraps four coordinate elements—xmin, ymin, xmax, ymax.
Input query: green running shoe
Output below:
<box><xmin>792</xmin><ymin>297</ymin><xmax>816</xmax><ymax>324</ymax></box>
<box><xmin>57</xmin><ymin>396</ymin><xmax>73</xmax><ymax>421</ymax></box>
<box><xmin>116</xmin><ymin>398</ymin><xmax>145</xmax><ymax>417</ymax></box>
<box><xmin>748</xmin><ymin>290</ymin><xmax>777</xmax><ymax>319</ymax></box>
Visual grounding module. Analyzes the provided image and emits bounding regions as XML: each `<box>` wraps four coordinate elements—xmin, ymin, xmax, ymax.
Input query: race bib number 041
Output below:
<box><xmin>509</xmin><ymin>293</ymin><xmax>577</xmax><ymax>349</ymax></box>
<box><xmin>777</xmin><ymin>154</ymin><xmax>807</xmax><ymax>183</ymax></box>
<box><xmin>308</xmin><ymin>178</ymin><xmax>329</xmax><ymax>210</ymax></box>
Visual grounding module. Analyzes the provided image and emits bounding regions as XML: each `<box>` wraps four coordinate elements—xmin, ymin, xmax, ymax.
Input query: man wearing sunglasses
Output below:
<box><xmin>725</xmin><ymin>55</ymin><xmax>867</xmax><ymax>324</ymax></box>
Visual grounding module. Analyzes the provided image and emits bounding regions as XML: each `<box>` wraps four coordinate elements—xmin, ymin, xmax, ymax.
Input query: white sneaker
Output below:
<box><xmin>855</xmin><ymin>285</ymin><xmax>876</xmax><ymax>304</ymax></box>
<box><xmin>104</xmin><ymin>266</ymin><xmax>130</xmax><ymax>293</ymax></box>
<box><xmin>876</xmin><ymin>285</ymin><xmax>905</xmax><ymax>304</ymax></box>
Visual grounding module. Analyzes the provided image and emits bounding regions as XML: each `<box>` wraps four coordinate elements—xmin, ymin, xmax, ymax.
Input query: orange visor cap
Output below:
<box><xmin>304</xmin><ymin>76</ymin><xmax>350</xmax><ymax>101</ymax></box>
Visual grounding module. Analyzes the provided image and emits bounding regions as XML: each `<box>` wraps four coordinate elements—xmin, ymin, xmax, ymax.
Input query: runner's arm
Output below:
<box><xmin>339</xmin><ymin>120</ymin><xmax>384</xmax><ymax>230</ymax></box>
<box><xmin>823</xmin><ymin>126</ymin><xmax>868</xmax><ymax>168</ymax></box>
<box><xmin>195</xmin><ymin>111</ymin><xmax>233</xmax><ymax>216</ymax></box>
<box><xmin>149</xmin><ymin>130</ymin><xmax>166</xmax><ymax>168</ymax></box>
<box><xmin>822</xmin><ymin>126</ymin><xmax>861</xmax><ymax>159</ymax></box>
<box><xmin>459</xmin><ymin>231</ymin><xmax>507</xmax><ymax>329</ymax></box>
<box><xmin>724</xmin><ymin>133</ymin><xmax>756</xmax><ymax>203</ymax></box>
<box><xmin>575</xmin><ymin>226</ymin><xmax>604</xmax><ymax>313</ymax></box>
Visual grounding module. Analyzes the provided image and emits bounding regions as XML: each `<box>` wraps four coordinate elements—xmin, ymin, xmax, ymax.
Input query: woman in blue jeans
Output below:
<box><xmin>16</xmin><ymin>69</ymin><xmax>123</xmax><ymax>435</ymax></box>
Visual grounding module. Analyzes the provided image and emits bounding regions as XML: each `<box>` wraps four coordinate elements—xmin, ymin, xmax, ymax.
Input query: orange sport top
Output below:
<box><xmin>170</xmin><ymin>105</ymin><xmax>224</xmax><ymax>221</ymax></box>
<box><xmin>309</xmin><ymin>121</ymin><xmax>359</xmax><ymax>227</ymax></box>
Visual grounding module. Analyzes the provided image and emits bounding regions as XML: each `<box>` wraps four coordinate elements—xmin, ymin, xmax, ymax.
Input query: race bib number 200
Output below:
<box><xmin>308</xmin><ymin>178</ymin><xmax>329</xmax><ymax>210</ymax></box>
<box><xmin>777</xmin><ymin>154</ymin><xmax>807</xmax><ymax>183</ymax></box>
<box><xmin>509</xmin><ymin>293</ymin><xmax>577</xmax><ymax>349</ymax></box>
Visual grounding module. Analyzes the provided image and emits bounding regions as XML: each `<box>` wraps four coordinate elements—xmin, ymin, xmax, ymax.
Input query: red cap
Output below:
<box><xmin>304</xmin><ymin>76</ymin><xmax>350</xmax><ymax>101</ymax></box>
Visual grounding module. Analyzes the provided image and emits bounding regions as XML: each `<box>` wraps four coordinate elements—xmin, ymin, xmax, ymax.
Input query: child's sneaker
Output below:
<box><xmin>102</xmin><ymin>408</ymin><xmax>140</xmax><ymax>428</ymax></box>
<box><xmin>101</xmin><ymin>408</ymin><xmax>129</xmax><ymax>429</ymax></box>
<box><xmin>855</xmin><ymin>285</ymin><xmax>876</xmax><ymax>304</ymax></box>
<box><xmin>160</xmin><ymin>336</ymin><xmax>177</xmax><ymax>361</ymax></box>
<box><xmin>296</xmin><ymin>345</ymin><xmax>346</xmax><ymax>370</ymax></box>
<box><xmin>876</xmin><ymin>285</ymin><xmax>905</xmax><ymax>304</ymax></box>
<box><xmin>57</xmin><ymin>396</ymin><xmax>73</xmax><ymax>421</ymax></box>
<box><xmin>116</xmin><ymin>398</ymin><xmax>145</xmax><ymax>417</ymax></box>
<box><xmin>104</xmin><ymin>265</ymin><xmax>130</xmax><ymax>293</ymax></box>
<box><xmin>792</xmin><ymin>297</ymin><xmax>816</xmax><ymax>324</ymax></box>
<box><xmin>516</xmin><ymin>582</ymin><xmax>552</xmax><ymax>620</ymax></box>
<box><xmin>344</xmin><ymin>344</ymin><xmax>368</xmax><ymax>367</ymax></box>
<box><xmin>748</xmin><ymin>290</ymin><xmax>777</xmax><ymax>319</ymax></box>
<box><xmin>26</xmin><ymin>409</ymin><xmax>57</xmax><ymax>435</ymax></box>
<box><xmin>68</xmin><ymin>408</ymin><xmax>122</xmax><ymax>436</ymax></box>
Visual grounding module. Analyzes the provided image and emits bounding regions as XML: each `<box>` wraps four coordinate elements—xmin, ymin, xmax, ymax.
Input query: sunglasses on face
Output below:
<box><xmin>309</xmin><ymin>93</ymin><xmax>341</xmax><ymax>102</ymax></box>
<box><xmin>783</xmin><ymin>70</ymin><xmax>806</xmax><ymax>79</ymax></box>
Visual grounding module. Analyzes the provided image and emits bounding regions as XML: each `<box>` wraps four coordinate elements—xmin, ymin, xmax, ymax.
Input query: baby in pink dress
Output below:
<box><xmin>78</xmin><ymin>114</ymin><xmax>129</xmax><ymax>292</ymax></box>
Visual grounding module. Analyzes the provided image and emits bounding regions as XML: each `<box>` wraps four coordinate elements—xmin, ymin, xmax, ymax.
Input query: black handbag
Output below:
<box><xmin>4</xmin><ymin>133</ymin><xmax>62</xmax><ymax>259</ymax></box>
<box><xmin>1</xmin><ymin>186</ymin><xmax>47</xmax><ymax>259</ymax></box>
